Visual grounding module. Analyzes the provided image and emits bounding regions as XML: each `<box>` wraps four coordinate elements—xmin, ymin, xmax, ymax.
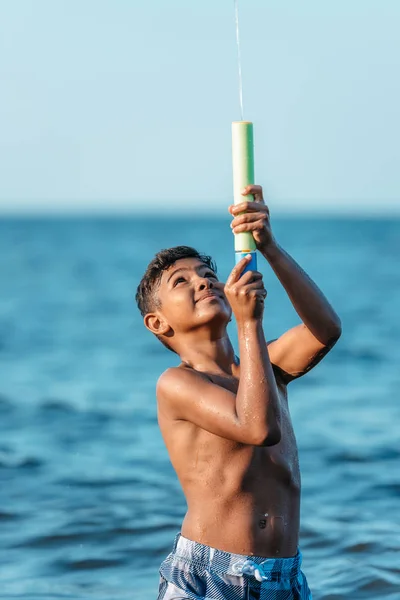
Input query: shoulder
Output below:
<box><xmin>156</xmin><ymin>366</ymin><xmax>210</xmax><ymax>402</ymax></box>
<box><xmin>157</xmin><ymin>367</ymin><xmax>185</xmax><ymax>398</ymax></box>
<box><xmin>156</xmin><ymin>366</ymin><xmax>216</xmax><ymax>422</ymax></box>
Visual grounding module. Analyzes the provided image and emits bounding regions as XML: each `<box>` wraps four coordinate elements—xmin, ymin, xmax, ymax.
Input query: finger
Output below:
<box><xmin>238</xmin><ymin>283</ymin><xmax>267</xmax><ymax>296</ymax></box>
<box><xmin>244</xmin><ymin>281</ymin><xmax>266</xmax><ymax>292</ymax></box>
<box><xmin>230</xmin><ymin>201</ymin><xmax>269</xmax><ymax>216</ymax></box>
<box><xmin>253</xmin><ymin>288</ymin><xmax>268</xmax><ymax>299</ymax></box>
<box><xmin>236</xmin><ymin>270</ymin><xmax>263</xmax><ymax>285</ymax></box>
<box><xmin>233</xmin><ymin>219</ymin><xmax>265</xmax><ymax>234</ymax></box>
<box><xmin>257</xmin><ymin>290</ymin><xmax>267</xmax><ymax>303</ymax></box>
<box><xmin>231</xmin><ymin>212</ymin><xmax>266</xmax><ymax>228</ymax></box>
<box><xmin>241</xmin><ymin>185</ymin><xmax>264</xmax><ymax>203</ymax></box>
<box><xmin>225</xmin><ymin>255</ymin><xmax>253</xmax><ymax>286</ymax></box>
<box><xmin>226</xmin><ymin>263</ymin><xmax>262</xmax><ymax>288</ymax></box>
<box><xmin>233</xmin><ymin>280</ymin><xmax>265</xmax><ymax>295</ymax></box>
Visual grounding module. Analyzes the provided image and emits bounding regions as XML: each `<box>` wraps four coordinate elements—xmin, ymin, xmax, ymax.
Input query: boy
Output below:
<box><xmin>136</xmin><ymin>185</ymin><xmax>341</xmax><ymax>600</ymax></box>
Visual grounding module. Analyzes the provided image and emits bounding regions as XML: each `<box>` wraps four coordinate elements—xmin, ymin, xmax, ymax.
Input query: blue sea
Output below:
<box><xmin>0</xmin><ymin>215</ymin><xmax>399</xmax><ymax>599</ymax></box>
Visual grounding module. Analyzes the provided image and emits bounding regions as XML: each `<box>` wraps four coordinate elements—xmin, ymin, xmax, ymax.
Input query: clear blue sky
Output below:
<box><xmin>0</xmin><ymin>0</ymin><xmax>399</xmax><ymax>214</ymax></box>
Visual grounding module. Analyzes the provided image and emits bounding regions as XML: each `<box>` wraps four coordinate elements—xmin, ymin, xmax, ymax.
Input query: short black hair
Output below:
<box><xmin>136</xmin><ymin>246</ymin><xmax>217</xmax><ymax>317</ymax></box>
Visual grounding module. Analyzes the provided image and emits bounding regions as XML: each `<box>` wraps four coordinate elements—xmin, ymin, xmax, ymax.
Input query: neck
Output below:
<box><xmin>177</xmin><ymin>331</ymin><xmax>237</xmax><ymax>376</ymax></box>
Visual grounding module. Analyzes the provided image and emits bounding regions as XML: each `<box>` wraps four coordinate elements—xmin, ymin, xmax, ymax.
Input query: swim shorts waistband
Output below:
<box><xmin>171</xmin><ymin>532</ymin><xmax>303</xmax><ymax>581</ymax></box>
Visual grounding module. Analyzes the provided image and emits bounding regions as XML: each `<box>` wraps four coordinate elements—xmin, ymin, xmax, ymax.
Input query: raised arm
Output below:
<box><xmin>230</xmin><ymin>185</ymin><xmax>341</xmax><ymax>382</ymax></box>
<box><xmin>263</xmin><ymin>242</ymin><xmax>341</xmax><ymax>380</ymax></box>
<box><xmin>157</xmin><ymin>256</ymin><xmax>281</xmax><ymax>446</ymax></box>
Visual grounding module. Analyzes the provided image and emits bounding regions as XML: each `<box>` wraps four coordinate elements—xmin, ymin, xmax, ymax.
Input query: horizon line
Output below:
<box><xmin>1</xmin><ymin>208</ymin><xmax>400</xmax><ymax>219</ymax></box>
<box><xmin>1</xmin><ymin>197</ymin><xmax>399</xmax><ymax>216</ymax></box>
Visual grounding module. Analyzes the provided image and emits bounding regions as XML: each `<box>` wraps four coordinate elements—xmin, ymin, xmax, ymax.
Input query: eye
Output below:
<box><xmin>205</xmin><ymin>271</ymin><xmax>218</xmax><ymax>280</ymax></box>
<box><xmin>173</xmin><ymin>276</ymin><xmax>186</xmax><ymax>287</ymax></box>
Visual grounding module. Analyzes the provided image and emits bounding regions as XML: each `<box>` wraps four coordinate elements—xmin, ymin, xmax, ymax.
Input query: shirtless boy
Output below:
<box><xmin>136</xmin><ymin>185</ymin><xmax>341</xmax><ymax>600</ymax></box>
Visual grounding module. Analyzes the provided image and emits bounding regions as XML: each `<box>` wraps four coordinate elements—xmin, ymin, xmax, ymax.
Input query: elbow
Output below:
<box><xmin>254</xmin><ymin>426</ymin><xmax>281</xmax><ymax>447</ymax></box>
<box><xmin>331</xmin><ymin>316</ymin><xmax>342</xmax><ymax>340</ymax></box>
<box><xmin>329</xmin><ymin>323</ymin><xmax>342</xmax><ymax>346</ymax></box>
<box><xmin>262</xmin><ymin>427</ymin><xmax>281</xmax><ymax>447</ymax></box>
<box><xmin>324</xmin><ymin>318</ymin><xmax>342</xmax><ymax>347</ymax></box>
<box><xmin>333</xmin><ymin>318</ymin><xmax>342</xmax><ymax>340</ymax></box>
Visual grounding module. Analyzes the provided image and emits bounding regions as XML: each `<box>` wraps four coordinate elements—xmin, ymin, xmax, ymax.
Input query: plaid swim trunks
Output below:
<box><xmin>158</xmin><ymin>532</ymin><xmax>312</xmax><ymax>599</ymax></box>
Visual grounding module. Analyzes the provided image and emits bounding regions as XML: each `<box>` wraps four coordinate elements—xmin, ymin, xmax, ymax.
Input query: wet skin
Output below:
<box><xmin>153</xmin><ymin>258</ymin><xmax>300</xmax><ymax>557</ymax></box>
<box><xmin>150</xmin><ymin>185</ymin><xmax>341</xmax><ymax>559</ymax></box>
<box><xmin>157</xmin><ymin>364</ymin><xmax>301</xmax><ymax>558</ymax></box>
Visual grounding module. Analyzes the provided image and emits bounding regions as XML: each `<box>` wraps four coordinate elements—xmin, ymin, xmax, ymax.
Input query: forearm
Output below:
<box><xmin>236</xmin><ymin>320</ymin><xmax>281</xmax><ymax>445</ymax></box>
<box><xmin>262</xmin><ymin>242</ymin><xmax>341</xmax><ymax>344</ymax></box>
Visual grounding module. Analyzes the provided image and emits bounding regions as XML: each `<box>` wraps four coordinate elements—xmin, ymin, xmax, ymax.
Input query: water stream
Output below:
<box><xmin>234</xmin><ymin>0</ymin><xmax>244</xmax><ymax>121</ymax></box>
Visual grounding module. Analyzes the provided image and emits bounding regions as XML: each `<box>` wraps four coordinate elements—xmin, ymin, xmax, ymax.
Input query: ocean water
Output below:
<box><xmin>0</xmin><ymin>215</ymin><xmax>399</xmax><ymax>600</ymax></box>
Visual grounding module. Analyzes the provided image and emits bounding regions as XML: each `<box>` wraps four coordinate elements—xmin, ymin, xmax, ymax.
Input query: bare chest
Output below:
<box><xmin>180</xmin><ymin>374</ymin><xmax>298</xmax><ymax>484</ymax></box>
<box><xmin>159</xmin><ymin>367</ymin><xmax>300</xmax><ymax>494</ymax></box>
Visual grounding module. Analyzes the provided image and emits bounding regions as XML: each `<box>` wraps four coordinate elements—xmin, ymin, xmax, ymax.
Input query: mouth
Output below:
<box><xmin>196</xmin><ymin>292</ymin><xmax>221</xmax><ymax>303</ymax></box>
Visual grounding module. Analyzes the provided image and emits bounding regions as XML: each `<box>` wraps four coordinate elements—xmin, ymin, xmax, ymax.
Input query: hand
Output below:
<box><xmin>229</xmin><ymin>185</ymin><xmax>276</xmax><ymax>252</ymax></box>
<box><xmin>224</xmin><ymin>255</ymin><xmax>267</xmax><ymax>323</ymax></box>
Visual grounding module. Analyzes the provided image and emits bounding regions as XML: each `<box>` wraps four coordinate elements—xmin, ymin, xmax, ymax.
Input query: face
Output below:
<box><xmin>154</xmin><ymin>257</ymin><xmax>231</xmax><ymax>333</ymax></box>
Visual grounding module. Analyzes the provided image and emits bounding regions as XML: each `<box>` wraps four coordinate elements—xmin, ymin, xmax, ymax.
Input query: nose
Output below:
<box><xmin>196</xmin><ymin>276</ymin><xmax>213</xmax><ymax>291</ymax></box>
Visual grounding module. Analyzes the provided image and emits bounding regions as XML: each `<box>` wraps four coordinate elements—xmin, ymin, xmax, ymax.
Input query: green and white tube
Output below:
<box><xmin>232</xmin><ymin>121</ymin><xmax>257</xmax><ymax>273</ymax></box>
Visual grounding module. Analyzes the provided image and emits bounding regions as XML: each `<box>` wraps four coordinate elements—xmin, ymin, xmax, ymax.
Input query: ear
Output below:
<box><xmin>144</xmin><ymin>312</ymin><xmax>171</xmax><ymax>336</ymax></box>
